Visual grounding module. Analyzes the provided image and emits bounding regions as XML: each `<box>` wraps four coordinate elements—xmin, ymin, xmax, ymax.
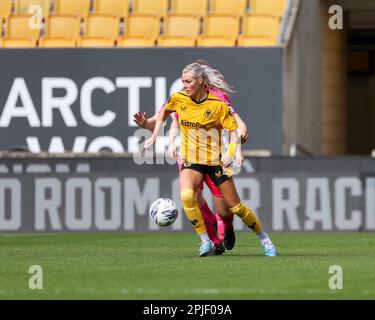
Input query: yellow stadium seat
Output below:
<box><xmin>157</xmin><ymin>36</ymin><xmax>195</xmax><ymax>47</ymax></box>
<box><xmin>197</xmin><ymin>35</ymin><xmax>236</xmax><ymax>47</ymax></box>
<box><xmin>2</xmin><ymin>36</ymin><xmax>37</xmax><ymax>47</ymax></box>
<box><xmin>242</xmin><ymin>14</ymin><xmax>280</xmax><ymax>39</ymax></box>
<box><xmin>237</xmin><ymin>35</ymin><xmax>275</xmax><ymax>46</ymax></box>
<box><xmin>203</xmin><ymin>15</ymin><xmax>239</xmax><ymax>37</ymax></box>
<box><xmin>0</xmin><ymin>0</ymin><xmax>12</xmax><ymax>20</ymax></box>
<box><xmin>164</xmin><ymin>15</ymin><xmax>200</xmax><ymax>37</ymax></box>
<box><xmin>93</xmin><ymin>0</ymin><xmax>129</xmax><ymax>19</ymax></box>
<box><xmin>170</xmin><ymin>0</ymin><xmax>208</xmax><ymax>17</ymax></box>
<box><xmin>54</xmin><ymin>0</ymin><xmax>90</xmax><ymax>19</ymax></box>
<box><xmin>15</xmin><ymin>0</ymin><xmax>51</xmax><ymax>18</ymax></box>
<box><xmin>39</xmin><ymin>37</ymin><xmax>76</xmax><ymax>47</ymax></box>
<box><xmin>78</xmin><ymin>37</ymin><xmax>115</xmax><ymax>47</ymax></box>
<box><xmin>6</xmin><ymin>14</ymin><xmax>41</xmax><ymax>39</ymax></box>
<box><xmin>210</xmin><ymin>0</ymin><xmax>247</xmax><ymax>17</ymax></box>
<box><xmin>132</xmin><ymin>0</ymin><xmax>168</xmax><ymax>18</ymax></box>
<box><xmin>125</xmin><ymin>15</ymin><xmax>160</xmax><ymax>38</ymax></box>
<box><xmin>116</xmin><ymin>36</ymin><xmax>155</xmax><ymax>47</ymax></box>
<box><xmin>45</xmin><ymin>14</ymin><xmax>80</xmax><ymax>39</ymax></box>
<box><xmin>250</xmin><ymin>0</ymin><xmax>286</xmax><ymax>17</ymax></box>
<box><xmin>84</xmin><ymin>14</ymin><xmax>120</xmax><ymax>39</ymax></box>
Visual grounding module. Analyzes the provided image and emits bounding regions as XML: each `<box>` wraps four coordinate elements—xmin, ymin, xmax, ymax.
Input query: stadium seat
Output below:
<box><xmin>93</xmin><ymin>0</ymin><xmax>129</xmax><ymax>19</ymax></box>
<box><xmin>250</xmin><ymin>0</ymin><xmax>286</xmax><ymax>17</ymax></box>
<box><xmin>203</xmin><ymin>15</ymin><xmax>239</xmax><ymax>37</ymax></box>
<box><xmin>132</xmin><ymin>0</ymin><xmax>169</xmax><ymax>18</ymax></box>
<box><xmin>164</xmin><ymin>15</ymin><xmax>200</xmax><ymax>37</ymax></box>
<box><xmin>0</xmin><ymin>0</ymin><xmax>12</xmax><ymax>21</ymax></box>
<box><xmin>116</xmin><ymin>36</ymin><xmax>155</xmax><ymax>47</ymax></box>
<box><xmin>84</xmin><ymin>14</ymin><xmax>120</xmax><ymax>39</ymax></box>
<box><xmin>5</xmin><ymin>14</ymin><xmax>41</xmax><ymax>39</ymax></box>
<box><xmin>45</xmin><ymin>14</ymin><xmax>80</xmax><ymax>39</ymax></box>
<box><xmin>125</xmin><ymin>15</ymin><xmax>160</xmax><ymax>38</ymax></box>
<box><xmin>2</xmin><ymin>36</ymin><xmax>37</xmax><ymax>47</ymax></box>
<box><xmin>237</xmin><ymin>34</ymin><xmax>275</xmax><ymax>46</ymax></box>
<box><xmin>157</xmin><ymin>36</ymin><xmax>195</xmax><ymax>47</ymax></box>
<box><xmin>38</xmin><ymin>37</ymin><xmax>76</xmax><ymax>47</ymax></box>
<box><xmin>54</xmin><ymin>0</ymin><xmax>90</xmax><ymax>19</ymax></box>
<box><xmin>14</xmin><ymin>0</ymin><xmax>51</xmax><ymax>18</ymax></box>
<box><xmin>170</xmin><ymin>0</ymin><xmax>208</xmax><ymax>17</ymax></box>
<box><xmin>78</xmin><ymin>37</ymin><xmax>115</xmax><ymax>47</ymax></box>
<box><xmin>197</xmin><ymin>35</ymin><xmax>236</xmax><ymax>47</ymax></box>
<box><xmin>242</xmin><ymin>15</ymin><xmax>280</xmax><ymax>39</ymax></box>
<box><xmin>209</xmin><ymin>0</ymin><xmax>247</xmax><ymax>17</ymax></box>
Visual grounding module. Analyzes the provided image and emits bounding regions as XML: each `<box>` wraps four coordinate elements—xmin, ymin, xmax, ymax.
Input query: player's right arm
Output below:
<box><xmin>144</xmin><ymin>94</ymin><xmax>176</xmax><ymax>149</ymax></box>
<box><xmin>168</xmin><ymin>116</ymin><xmax>179</xmax><ymax>159</ymax></box>
<box><xmin>144</xmin><ymin>108</ymin><xmax>171</xmax><ymax>149</ymax></box>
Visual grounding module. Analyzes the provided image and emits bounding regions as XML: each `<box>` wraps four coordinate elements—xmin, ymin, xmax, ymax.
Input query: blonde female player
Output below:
<box><xmin>143</xmin><ymin>62</ymin><xmax>277</xmax><ymax>257</ymax></box>
<box><xmin>134</xmin><ymin>63</ymin><xmax>249</xmax><ymax>255</ymax></box>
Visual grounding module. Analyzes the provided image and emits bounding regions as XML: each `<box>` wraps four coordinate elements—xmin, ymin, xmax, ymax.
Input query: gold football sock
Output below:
<box><xmin>229</xmin><ymin>202</ymin><xmax>263</xmax><ymax>233</ymax></box>
<box><xmin>181</xmin><ymin>188</ymin><xmax>207</xmax><ymax>235</ymax></box>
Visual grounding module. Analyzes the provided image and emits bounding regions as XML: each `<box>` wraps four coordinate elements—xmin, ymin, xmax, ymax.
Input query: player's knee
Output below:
<box><xmin>180</xmin><ymin>189</ymin><xmax>196</xmax><ymax>208</ymax></box>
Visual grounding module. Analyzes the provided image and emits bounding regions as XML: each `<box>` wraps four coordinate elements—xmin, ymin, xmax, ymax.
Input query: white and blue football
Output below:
<box><xmin>150</xmin><ymin>198</ymin><xmax>178</xmax><ymax>226</ymax></box>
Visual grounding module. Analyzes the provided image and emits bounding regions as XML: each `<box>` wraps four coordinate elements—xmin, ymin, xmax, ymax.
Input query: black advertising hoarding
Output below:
<box><xmin>0</xmin><ymin>48</ymin><xmax>282</xmax><ymax>154</ymax></box>
<box><xmin>0</xmin><ymin>156</ymin><xmax>373</xmax><ymax>232</ymax></box>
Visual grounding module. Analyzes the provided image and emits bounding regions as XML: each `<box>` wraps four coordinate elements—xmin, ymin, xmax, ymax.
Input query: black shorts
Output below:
<box><xmin>180</xmin><ymin>162</ymin><xmax>230</xmax><ymax>186</ymax></box>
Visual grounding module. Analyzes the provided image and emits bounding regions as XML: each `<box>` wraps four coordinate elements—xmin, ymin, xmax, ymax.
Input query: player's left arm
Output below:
<box><xmin>219</xmin><ymin>105</ymin><xmax>239</xmax><ymax>167</ymax></box>
<box><xmin>221</xmin><ymin>130</ymin><xmax>239</xmax><ymax>168</ymax></box>
<box><xmin>233</xmin><ymin>113</ymin><xmax>249</xmax><ymax>144</ymax></box>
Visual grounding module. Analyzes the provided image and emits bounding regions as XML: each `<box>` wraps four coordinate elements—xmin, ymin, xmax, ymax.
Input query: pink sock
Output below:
<box><xmin>200</xmin><ymin>202</ymin><xmax>222</xmax><ymax>245</ymax></box>
<box><xmin>216</xmin><ymin>214</ymin><xmax>225</xmax><ymax>240</ymax></box>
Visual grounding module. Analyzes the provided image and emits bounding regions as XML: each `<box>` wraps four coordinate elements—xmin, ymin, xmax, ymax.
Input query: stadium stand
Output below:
<box><xmin>54</xmin><ymin>0</ymin><xmax>90</xmax><ymax>20</ymax></box>
<box><xmin>117</xmin><ymin>36</ymin><xmax>155</xmax><ymax>47</ymax></box>
<box><xmin>38</xmin><ymin>36</ymin><xmax>76</xmax><ymax>47</ymax></box>
<box><xmin>14</xmin><ymin>0</ymin><xmax>51</xmax><ymax>18</ymax></box>
<box><xmin>170</xmin><ymin>0</ymin><xmax>208</xmax><ymax>17</ymax></box>
<box><xmin>132</xmin><ymin>0</ymin><xmax>169</xmax><ymax>18</ymax></box>
<box><xmin>203</xmin><ymin>14</ymin><xmax>240</xmax><ymax>37</ymax></box>
<box><xmin>2</xmin><ymin>36</ymin><xmax>37</xmax><ymax>47</ymax></box>
<box><xmin>0</xmin><ymin>0</ymin><xmax>285</xmax><ymax>48</ymax></box>
<box><xmin>250</xmin><ymin>0</ymin><xmax>286</xmax><ymax>17</ymax></box>
<box><xmin>5</xmin><ymin>14</ymin><xmax>40</xmax><ymax>39</ymax></box>
<box><xmin>44</xmin><ymin>14</ymin><xmax>81</xmax><ymax>39</ymax></box>
<box><xmin>92</xmin><ymin>0</ymin><xmax>129</xmax><ymax>19</ymax></box>
<box><xmin>83</xmin><ymin>14</ymin><xmax>120</xmax><ymax>39</ymax></box>
<box><xmin>164</xmin><ymin>15</ymin><xmax>200</xmax><ymax>37</ymax></box>
<box><xmin>125</xmin><ymin>14</ymin><xmax>160</xmax><ymax>38</ymax></box>
<box><xmin>242</xmin><ymin>15</ymin><xmax>280</xmax><ymax>42</ymax></box>
<box><xmin>237</xmin><ymin>35</ymin><xmax>275</xmax><ymax>46</ymax></box>
<box><xmin>197</xmin><ymin>35</ymin><xmax>236</xmax><ymax>47</ymax></box>
<box><xmin>0</xmin><ymin>0</ymin><xmax>12</xmax><ymax>21</ymax></box>
<box><xmin>209</xmin><ymin>0</ymin><xmax>247</xmax><ymax>17</ymax></box>
<box><xmin>78</xmin><ymin>36</ymin><xmax>115</xmax><ymax>47</ymax></box>
<box><xmin>157</xmin><ymin>35</ymin><xmax>195</xmax><ymax>47</ymax></box>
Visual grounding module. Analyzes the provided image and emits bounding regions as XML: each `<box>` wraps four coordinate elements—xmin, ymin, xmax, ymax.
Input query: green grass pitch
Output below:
<box><xmin>0</xmin><ymin>232</ymin><xmax>374</xmax><ymax>299</ymax></box>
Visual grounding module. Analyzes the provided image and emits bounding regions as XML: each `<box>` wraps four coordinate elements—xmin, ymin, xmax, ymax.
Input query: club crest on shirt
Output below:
<box><xmin>204</xmin><ymin>109</ymin><xmax>212</xmax><ymax>118</ymax></box>
<box><xmin>180</xmin><ymin>105</ymin><xmax>187</xmax><ymax>111</ymax></box>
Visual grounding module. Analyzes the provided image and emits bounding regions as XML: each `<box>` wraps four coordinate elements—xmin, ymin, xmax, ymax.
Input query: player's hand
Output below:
<box><xmin>239</xmin><ymin>131</ymin><xmax>249</xmax><ymax>144</ymax></box>
<box><xmin>221</xmin><ymin>155</ymin><xmax>233</xmax><ymax>168</ymax></box>
<box><xmin>144</xmin><ymin>135</ymin><xmax>156</xmax><ymax>150</ymax></box>
<box><xmin>133</xmin><ymin>112</ymin><xmax>148</xmax><ymax>128</ymax></box>
<box><xmin>168</xmin><ymin>143</ymin><xmax>178</xmax><ymax>159</ymax></box>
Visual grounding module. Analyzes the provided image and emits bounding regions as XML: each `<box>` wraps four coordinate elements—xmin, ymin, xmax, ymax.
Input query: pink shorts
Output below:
<box><xmin>177</xmin><ymin>158</ymin><xmax>223</xmax><ymax>198</ymax></box>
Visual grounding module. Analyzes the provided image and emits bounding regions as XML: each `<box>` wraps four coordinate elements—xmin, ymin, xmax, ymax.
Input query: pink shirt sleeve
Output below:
<box><xmin>209</xmin><ymin>88</ymin><xmax>236</xmax><ymax>114</ymax></box>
